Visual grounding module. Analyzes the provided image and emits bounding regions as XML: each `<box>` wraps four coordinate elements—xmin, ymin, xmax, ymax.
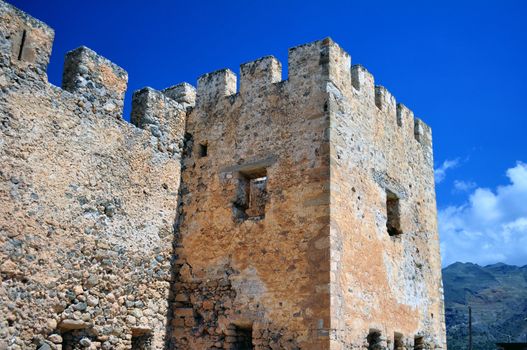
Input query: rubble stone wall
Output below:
<box><xmin>173</xmin><ymin>44</ymin><xmax>333</xmax><ymax>349</ymax></box>
<box><xmin>0</xmin><ymin>2</ymin><xmax>187</xmax><ymax>349</ymax></box>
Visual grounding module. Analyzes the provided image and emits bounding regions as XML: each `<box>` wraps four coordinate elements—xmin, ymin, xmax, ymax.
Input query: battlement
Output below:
<box><xmin>62</xmin><ymin>46</ymin><xmax>128</xmax><ymax>118</ymax></box>
<box><xmin>1</xmin><ymin>0</ymin><xmax>433</xmax><ymax>151</ymax></box>
<box><xmin>0</xmin><ymin>0</ymin><xmax>54</xmax><ymax>78</ymax></box>
<box><xmin>131</xmin><ymin>86</ymin><xmax>186</xmax><ymax>156</ymax></box>
<box><xmin>239</xmin><ymin>55</ymin><xmax>282</xmax><ymax>94</ymax></box>
<box><xmin>190</xmin><ymin>37</ymin><xmax>432</xmax><ymax>151</ymax></box>
<box><xmin>194</xmin><ymin>38</ymin><xmax>351</xmax><ymax>102</ymax></box>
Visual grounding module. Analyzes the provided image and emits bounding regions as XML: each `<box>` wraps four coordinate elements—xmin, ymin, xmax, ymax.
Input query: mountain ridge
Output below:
<box><xmin>443</xmin><ymin>262</ymin><xmax>527</xmax><ymax>350</ymax></box>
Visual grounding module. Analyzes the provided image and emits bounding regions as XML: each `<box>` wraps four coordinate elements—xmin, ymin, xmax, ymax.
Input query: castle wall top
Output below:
<box><xmin>0</xmin><ymin>0</ymin><xmax>54</xmax><ymax>77</ymax></box>
<box><xmin>239</xmin><ymin>55</ymin><xmax>282</xmax><ymax>94</ymax></box>
<box><xmin>1</xmin><ymin>0</ymin><xmax>434</xmax><ymax>154</ymax></box>
<box><xmin>189</xmin><ymin>37</ymin><xmax>432</xmax><ymax>154</ymax></box>
<box><xmin>62</xmin><ymin>46</ymin><xmax>128</xmax><ymax>118</ymax></box>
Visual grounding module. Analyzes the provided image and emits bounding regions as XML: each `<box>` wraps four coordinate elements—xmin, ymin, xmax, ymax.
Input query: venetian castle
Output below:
<box><xmin>0</xmin><ymin>1</ymin><xmax>446</xmax><ymax>349</ymax></box>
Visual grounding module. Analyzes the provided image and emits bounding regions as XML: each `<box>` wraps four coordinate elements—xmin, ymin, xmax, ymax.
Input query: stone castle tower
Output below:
<box><xmin>0</xmin><ymin>1</ymin><xmax>446</xmax><ymax>350</ymax></box>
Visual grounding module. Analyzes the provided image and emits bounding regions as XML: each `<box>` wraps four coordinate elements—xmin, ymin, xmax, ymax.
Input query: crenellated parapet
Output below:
<box><xmin>0</xmin><ymin>0</ymin><xmax>195</xmax><ymax>164</ymax></box>
<box><xmin>163</xmin><ymin>82</ymin><xmax>196</xmax><ymax>109</ymax></box>
<box><xmin>1</xmin><ymin>0</ymin><xmax>433</xmax><ymax>156</ymax></box>
<box><xmin>191</xmin><ymin>38</ymin><xmax>352</xmax><ymax>111</ymax></box>
<box><xmin>0</xmin><ymin>0</ymin><xmax>54</xmax><ymax>80</ymax></box>
<box><xmin>239</xmin><ymin>55</ymin><xmax>282</xmax><ymax>94</ymax></box>
<box><xmin>349</xmin><ymin>62</ymin><xmax>433</xmax><ymax>151</ymax></box>
<box><xmin>0</xmin><ymin>0</ymin><xmax>191</xmax><ymax>136</ymax></box>
<box><xmin>185</xmin><ymin>37</ymin><xmax>432</xmax><ymax>156</ymax></box>
<box><xmin>62</xmin><ymin>46</ymin><xmax>128</xmax><ymax>118</ymax></box>
<box><xmin>1</xmin><ymin>1</ymin><xmax>130</xmax><ymax>120</ymax></box>
<box><xmin>131</xmin><ymin>86</ymin><xmax>187</xmax><ymax>156</ymax></box>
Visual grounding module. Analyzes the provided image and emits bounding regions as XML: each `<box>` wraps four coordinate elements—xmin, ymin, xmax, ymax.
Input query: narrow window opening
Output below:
<box><xmin>233</xmin><ymin>325</ymin><xmax>253</xmax><ymax>350</ymax></box>
<box><xmin>17</xmin><ymin>29</ymin><xmax>27</xmax><ymax>61</ymax></box>
<box><xmin>394</xmin><ymin>332</ymin><xmax>404</xmax><ymax>350</ymax></box>
<box><xmin>131</xmin><ymin>331</ymin><xmax>153</xmax><ymax>350</ymax></box>
<box><xmin>61</xmin><ymin>331</ymin><xmax>94</xmax><ymax>350</ymax></box>
<box><xmin>198</xmin><ymin>143</ymin><xmax>208</xmax><ymax>158</ymax></box>
<box><xmin>61</xmin><ymin>331</ymin><xmax>73</xmax><ymax>350</ymax></box>
<box><xmin>414</xmin><ymin>335</ymin><xmax>424</xmax><ymax>350</ymax></box>
<box><xmin>367</xmin><ymin>329</ymin><xmax>382</xmax><ymax>350</ymax></box>
<box><xmin>233</xmin><ymin>168</ymin><xmax>267</xmax><ymax>221</ymax></box>
<box><xmin>386</xmin><ymin>189</ymin><xmax>402</xmax><ymax>236</ymax></box>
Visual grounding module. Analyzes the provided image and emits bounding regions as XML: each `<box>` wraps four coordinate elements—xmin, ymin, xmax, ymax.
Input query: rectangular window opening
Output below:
<box><xmin>131</xmin><ymin>331</ymin><xmax>153</xmax><ymax>350</ymax></box>
<box><xmin>386</xmin><ymin>189</ymin><xmax>402</xmax><ymax>236</ymax></box>
<box><xmin>17</xmin><ymin>29</ymin><xmax>27</xmax><ymax>61</ymax></box>
<box><xmin>414</xmin><ymin>336</ymin><xmax>424</xmax><ymax>350</ymax></box>
<box><xmin>233</xmin><ymin>325</ymin><xmax>253</xmax><ymax>350</ymax></box>
<box><xmin>61</xmin><ymin>331</ymin><xmax>73</xmax><ymax>350</ymax></box>
<box><xmin>394</xmin><ymin>332</ymin><xmax>404</xmax><ymax>350</ymax></box>
<box><xmin>233</xmin><ymin>168</ymin><xmax>268</xmax><ymax>222</ymax></box>
<box><xmin>60</xmin><ymin>331</ymin><xmax>93</xmax><ymax>350</ymax></box>
<box><xmin>367</xmin><ymin>329</ymin><xmax>382</xmax><ymax>350</ymax></box>
<box><xmin>198</xmin><ymin>143</ymin><xmax>208</xmax><ymax>158</ymax></box>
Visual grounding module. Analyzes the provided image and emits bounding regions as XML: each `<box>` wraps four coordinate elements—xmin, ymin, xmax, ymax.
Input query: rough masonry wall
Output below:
<box><xmin>0</xmin><ymin>2</ymin><xmax>447</xmax><ymax>350</ymax></box>
<box><xmin>0</xmin><ymin>2</ymin><xmax>187</xmax><ymax>349</ymax></box>
<box><xmin>327</xmin><ymin>47</ymin><xmax>446</xmax><ymax>348</ymax></box>
<box><xmin>172</xmin><ymin>42</ymin><xmax>335</xmax><ymax>349</ymax></box>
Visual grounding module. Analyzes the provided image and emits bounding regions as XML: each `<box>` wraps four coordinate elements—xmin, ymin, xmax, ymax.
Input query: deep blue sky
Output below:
<box><xmin>10</xmin><ymin>0</ymin><xmax>527</xmax><ymax>265</ymax></box>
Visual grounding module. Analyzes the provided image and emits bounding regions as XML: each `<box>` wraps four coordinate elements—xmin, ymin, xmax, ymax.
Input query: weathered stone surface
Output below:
<box><xmin>0</xmin><ymin>1</ymin><xmax>184</xmax><ymax>348</ymax></box>
<box><xmin>58</xmin><ymin>320</ymin><xmax>87</xmax><ymax>330</ymax></box>
<box><xmin>173</xmin><ymin>39</ymin><xmax>445</xmax><ymax>349</ymax></box>
<box><xmin>0</xmin><ymin>2</ymin><xmax>446</xmax><ymax>350</ymax></box>
<box><xmin>48</xmin><ymin>334</ymin><xmax>62</xmax><ymax>344</ymax></box>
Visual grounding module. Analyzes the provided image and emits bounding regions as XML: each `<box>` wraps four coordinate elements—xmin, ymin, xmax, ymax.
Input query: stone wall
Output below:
<box><xmin>0</xmin><ymin>2</ymin><xmax>188</xmax><ymax>349</ymax></box>
<box><xmin>171</xmin><ymin>38</ymin><xmax>446</xmax><ymax>350</ymax></box>
<box><xmin>172</xmin><ymin>46</ymin><xmax>333</xmax><ymax>349</ymax></box>
<box><xmin>327</xmin><ymin>48</ymin><xmax>446</xmax><ymax>348</ymax></box>
<box><xmin>0</xmin><ymin>1</ymin><xmax>447</xmax><ymax>349</ymax></box>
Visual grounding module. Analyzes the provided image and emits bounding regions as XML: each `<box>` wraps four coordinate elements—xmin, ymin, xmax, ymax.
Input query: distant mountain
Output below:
<box><xmin>442</xmin><ymin>262</ymin><xmax>527</xmax><ymax>350</ymax></box>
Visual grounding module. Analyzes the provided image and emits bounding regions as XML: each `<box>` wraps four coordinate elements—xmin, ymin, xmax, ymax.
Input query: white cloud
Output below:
<box><xmin>435</xmin><ymin>158</ymin><xmax>460</xmax><ymax>184</ymax></box>
<box><xmin>439</xmin><ymin>162</ymin><xmax>527</xmax><ymax>266</ymax></box>
<box><xmin>453</xmin><ymin>180</ymin><xmax>477</xmax><ymax>192</ymax></box>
